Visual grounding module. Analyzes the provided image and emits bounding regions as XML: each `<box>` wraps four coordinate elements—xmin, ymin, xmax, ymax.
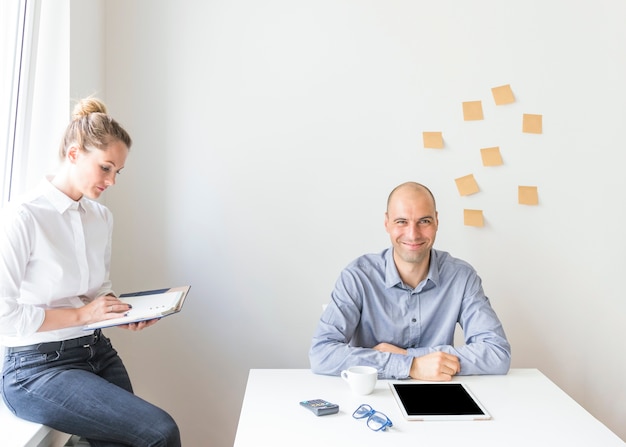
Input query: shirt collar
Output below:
<box><xmin>384</xmin><ymin>248</ymin><xmax>403</xmax><ymax>288</ymax></box>
<box><xmin>42</xmin><ymin>177</ymin><xmax>85</xmax><ymax>214</ymax></box>
<box><xmin>384</xmin><ymin>247</ymin><xmax>440</xmax><ymax>290</ymax></box>
<box><xmin>426</xmin><ymin>249</ymin><xmax>441</xmax><ymax>287</ymax></box>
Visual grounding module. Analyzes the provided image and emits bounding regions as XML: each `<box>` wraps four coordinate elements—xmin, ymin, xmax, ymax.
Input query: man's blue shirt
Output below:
<box><xmin>309</xmin><ymin>248</ymin><xmax>511</xmax><ymax>379</ymax></box>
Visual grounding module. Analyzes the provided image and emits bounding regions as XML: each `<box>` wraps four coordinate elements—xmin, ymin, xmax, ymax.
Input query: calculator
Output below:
<box><xmin>299</xmin><ymin>399</ymin><xmax>340</xmax><ymax>416</ymax></box>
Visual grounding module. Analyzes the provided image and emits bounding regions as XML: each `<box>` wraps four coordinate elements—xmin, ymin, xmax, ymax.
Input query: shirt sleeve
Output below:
<box><xmin>0</xmin><ymin>207</ymin><xmax>46</xmax><ymax>337</ymax></box>
<box><xmin>309</xmin><ymin>269</ymin><xmax>414</xmax><ymax>380</ymax></box>
<box><xmin>452</xmin><ymin>275</ymin><xmax>511</xmax><ymax>375</ymax></box>
<box><xmin>407</xmin><ymin>273</ymin><xmax>511</xmax><ymax>375</ymax></box>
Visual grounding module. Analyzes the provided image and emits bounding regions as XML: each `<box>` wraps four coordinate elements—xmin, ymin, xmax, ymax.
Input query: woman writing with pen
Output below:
<box><xmin>0</xmin><ymin>97</ymin><xmax>181</xmax><ymax>446</ymax></box>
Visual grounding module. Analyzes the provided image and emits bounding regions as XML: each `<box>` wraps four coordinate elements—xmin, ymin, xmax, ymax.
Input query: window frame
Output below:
<box><xmin>0</xmin><ymin>0</ymin><xmax>41</xmax><ymax>205</ymax></box>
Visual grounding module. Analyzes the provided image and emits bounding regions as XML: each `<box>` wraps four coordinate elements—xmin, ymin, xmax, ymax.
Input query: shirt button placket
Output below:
<box><xmin>411</xmin><ymin>292</ymin><xmax>421</xmax><ymax>347</ymax></box>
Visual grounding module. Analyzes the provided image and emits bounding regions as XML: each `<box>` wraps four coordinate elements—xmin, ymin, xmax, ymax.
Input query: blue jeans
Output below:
<box><xmin>1</xmin><ymin>333</ymin><xmax>180</xmax><ymax>447</ymax></box>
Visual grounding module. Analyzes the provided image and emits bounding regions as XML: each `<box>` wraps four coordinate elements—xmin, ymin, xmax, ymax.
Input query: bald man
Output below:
<box><xmin>309</xmin><ymin>182</ymin><xmax>511</xmax><ymax>381</ymax></box>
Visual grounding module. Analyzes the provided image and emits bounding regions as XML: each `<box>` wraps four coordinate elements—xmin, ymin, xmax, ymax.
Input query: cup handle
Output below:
<box><xmin>341</xmin><ymin>370</ymin><xmax>349</xmax><ymax>382</ymax></box>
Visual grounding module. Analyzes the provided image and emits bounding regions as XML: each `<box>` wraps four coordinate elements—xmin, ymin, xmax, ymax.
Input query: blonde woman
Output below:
<box><xmin>0</xmin><ymin>98</ymin><xmax>180</xmax><ymax>446</ymax></box>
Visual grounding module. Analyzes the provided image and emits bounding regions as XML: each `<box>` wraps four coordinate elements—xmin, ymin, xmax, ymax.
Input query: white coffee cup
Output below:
<box><xmin>341</xmin><ymin>366</ymin><xmax>378</xmax><ymax>395</ymax></box>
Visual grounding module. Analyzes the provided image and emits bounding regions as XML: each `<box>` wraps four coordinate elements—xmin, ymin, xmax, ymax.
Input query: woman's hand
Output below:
<box><xmin>40</xmin><ymin>294</ymin><xmax>132</xmax><ymax>331</ymax></box>
<box><xmin>78</xmin><ymin>294</ymin><xmax>132</xmax><ymax>325</ymax></box>
<box><xmin>118</xmin><ymin>319</ymin><xmax>160</xmax><ymax>331</ymax></box>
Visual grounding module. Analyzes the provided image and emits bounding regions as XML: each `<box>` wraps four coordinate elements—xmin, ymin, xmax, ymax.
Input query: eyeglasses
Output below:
<box><xmin>352</xmin><ymin>404</ymin><xmax>393</xmax><ymax>432</ymax></box>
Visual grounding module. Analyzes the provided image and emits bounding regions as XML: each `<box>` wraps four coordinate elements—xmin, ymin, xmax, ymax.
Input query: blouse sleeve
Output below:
<box><xmin>0</xmin><ymin>206</ymin><xmax>45</xmax><ymax>337</ymax></box>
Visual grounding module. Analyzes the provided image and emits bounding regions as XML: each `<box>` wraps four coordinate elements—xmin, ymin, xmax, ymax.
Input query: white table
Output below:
<box><xmin>234</xmin><ymin>368</ymin><xmax>625</xmax><ymax>447</ymax></box>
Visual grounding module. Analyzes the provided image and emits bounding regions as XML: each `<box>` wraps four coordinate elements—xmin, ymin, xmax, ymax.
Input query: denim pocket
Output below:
<box><xmin>13</xmin><ymin>351</ymin><xmax>59</xmax><ymax>382</ymax></box>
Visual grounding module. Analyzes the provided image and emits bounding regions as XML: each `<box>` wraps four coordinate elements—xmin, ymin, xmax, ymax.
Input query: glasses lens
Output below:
<box><xmin>367</xmin><ymin>412</ymin><xmax>392</xmax><ymax>431</ymax></box>
<box><xmin>353</xmin><ymin>404</ymin><xmax>372</xmax><ymax>419</ymax></box>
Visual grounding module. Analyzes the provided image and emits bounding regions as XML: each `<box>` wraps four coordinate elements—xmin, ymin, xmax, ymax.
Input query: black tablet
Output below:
<box><xmin>389</xmin><ymin>382</ymin><xmax>491</xmax><ymax>421</ymax></box>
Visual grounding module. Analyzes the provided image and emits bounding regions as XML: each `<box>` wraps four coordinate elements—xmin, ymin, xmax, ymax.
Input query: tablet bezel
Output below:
<box><xmin>388</xmin><ymin>382</ymin><xmax>492</xmax><ymax>421</ymax></box>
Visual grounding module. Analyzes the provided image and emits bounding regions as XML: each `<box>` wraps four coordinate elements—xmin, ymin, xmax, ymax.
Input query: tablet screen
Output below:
<box><xmin>389</xmin><ymin>383</ymin><xmax>491</xmax><ymax>421</ymax></box>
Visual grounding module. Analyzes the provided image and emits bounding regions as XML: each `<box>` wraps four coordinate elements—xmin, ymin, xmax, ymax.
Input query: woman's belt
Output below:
<box><xmin>5</xmin><ymin>329</ymin><xmax>102</xmax><ymax>354</ymax></box>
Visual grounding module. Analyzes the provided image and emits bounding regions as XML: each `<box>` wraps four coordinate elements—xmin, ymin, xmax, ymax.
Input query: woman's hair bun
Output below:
<box><xmin>59</xmin><ymin>97</ymin><xmax>132</xmax><ymax>159</ymax></box>
<box><xmin>71</xmin><ymin>97</ymin><xmax>108</xmax><ymax>120</ymax></box>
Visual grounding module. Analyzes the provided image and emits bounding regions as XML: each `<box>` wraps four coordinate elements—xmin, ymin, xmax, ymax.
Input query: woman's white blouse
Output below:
<box><xmin>0</xmin><ymin>178</ymin><xmax>115</xmax><ymax>347</ymax></box>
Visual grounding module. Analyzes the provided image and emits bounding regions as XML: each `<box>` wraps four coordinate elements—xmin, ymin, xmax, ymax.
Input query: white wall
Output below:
<box><xmin>94</xmin><ymin>1</ymin><xmax>626</xmax><ymax>445</ymax></box>
<box><xmin>69</xmin><ymin>0</ymin><xmax>105</xmax><ymax>102</ymax></box>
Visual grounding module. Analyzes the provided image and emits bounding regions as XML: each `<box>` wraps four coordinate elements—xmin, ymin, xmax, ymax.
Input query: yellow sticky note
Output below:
<box><xmin>422</xmin><ymin>131</ymin><xmax>444</xmax><ymax>149</ymax></box>
<box><xmin>464</xmin><ymin>209</ymin><xmax>484</xmax><ymax>227</ymax></box>
<box><xmin>518</xmin><ymin>186</ymin><xmax>539</xmax><ymax>205</ymax></box>
<box><xmin>463</xmin><ymin>101</ymin><xmax>484</xmax><ymax>121</ymax></box>
<box><xmin>455</xmin><ymin>174</ymin><xmax>480</xmax><ymax>196</ymax></box>
<box><xmin>480</xmin><ymin>147</ymin><xmax>503</xmax><ymax>166</ymax></box>
<box><xmin>523</xmin><ymin>114</ymin><xmax>543</xmax><ymax>134</ymax></box>
<box><xmin>491</xmin><ymin>84</ymin><xmax>515</xmax><ymax>105</ymax></box>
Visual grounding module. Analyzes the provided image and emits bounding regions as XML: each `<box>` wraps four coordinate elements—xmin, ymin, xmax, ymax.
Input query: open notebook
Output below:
<box><xmin>83</xmin><ymin>285</ymin><xmax>191</xmax><ymax>330</ymax></box>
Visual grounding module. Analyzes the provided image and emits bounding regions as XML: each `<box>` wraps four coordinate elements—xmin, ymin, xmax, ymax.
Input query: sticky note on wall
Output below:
<box><xmin>455</xmin><ymin>174</ymin><xmax>480</xmax><ymax>196</ymax></box>
<box><xmin>522</xmin><ymin>114</ymin><xmax>543</xmax><ymax>134</ymax></box>
<box><xmin>464</xmin><ymin>209</ymin><xmax>484</xmax><ymax>227</ymax></box>
<box><xmin>462</xmin><ymin>101</ymin><xmax>484</xmax><ymax>121</ymax></box>
<box><xmin>491</xmin><ymin>84</ymin><xmax>515</xmax><ymax>105</ymax></box>
<box><xmin>518</xmin><ymin>186</ymin><xmax>539</xmax><ymax>205</ymax></box>
<box><xmin>480</xmin><ymin>147</ymin><xmax>503</xmax><ymax>166</ymax></box>
<box><xmin>422</xmin><ymin>131</ymin><xmax>444</xmax><ymax>149</ymax></box>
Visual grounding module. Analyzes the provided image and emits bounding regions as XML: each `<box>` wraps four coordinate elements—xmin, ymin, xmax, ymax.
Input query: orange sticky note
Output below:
<box><xmin>523</xmin><ymin>114</ymin><xmax>542</xmax><ymax>134</ymax></box>
<box><xmin>463</xmin><ymin>101</ymin><xmax>484</xmax><ymax>121</ymax></box>
<box><xmin>455</xmin><ymin>174</ymin><xmax>480</xmax><ymax>196</ymax></box>
<box><xmin>480</xmin><ymin>147</ymin><xmax>503</xmax><ymax>166</ymax></box>
<box><xmin>491</xmin><ymin>84</ymin><xmax>515</xmax><ymax>105</ymax></box>
<box><xmin>422</xmin><ymin>131</ymin><xmax>444</xmax><ymax>149</ymax></box>
<box><xmin>518</xmin><ymin>186</ymin><xmax>539</xmax><ymax>205</ymax></box>
<box><xmin>464</xmin><ymin>209</ymin><xmax>484</xmax><ymax>227</ymax></box>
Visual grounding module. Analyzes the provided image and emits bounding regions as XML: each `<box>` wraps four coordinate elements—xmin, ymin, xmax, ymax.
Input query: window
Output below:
<box><xmin>0</xmin><ymin>0</ymin><xmax>40</xmax><ymax>204</ymax></box>
<box><xmin>0</xmin><ymin>1</ymin><xmax>24</xmax><ymax>203</ymax></box>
